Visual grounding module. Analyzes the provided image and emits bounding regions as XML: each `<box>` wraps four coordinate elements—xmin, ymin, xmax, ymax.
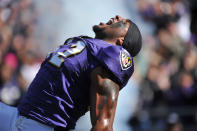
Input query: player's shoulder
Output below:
<box><xmin>77</xmin><ymin>36</ymin><xmax>134</xmax><ymax>71</ymax></box>
<box><xmin>85</xmin><ymin>41</ymin><xmax>134</xmax><ymax>88</ymax></box>
<box><xmin>119</xmin><ymin>48</ymin><xmax>133</xmax><ymax>70</ymax></box>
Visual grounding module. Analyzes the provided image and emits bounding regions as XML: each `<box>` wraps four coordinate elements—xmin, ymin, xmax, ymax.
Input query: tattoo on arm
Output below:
<box><xmin>90</xmin><ymin>67</ymin><xmax>120</xmax><ymax>130</ymax></box>
<box><xmin>98</xmin><ymin>96</ymin><xmax>107</xmax><ymax>110</ymax></box>
<box><xmin>103</xmin><ymin>80</ymin><xmax>118</xmax><ymax>100</ymax></box>
<box><xmin>97</xmin><ymin>79</ymin><xmax>119</xmax><ymax>111</ymax></box>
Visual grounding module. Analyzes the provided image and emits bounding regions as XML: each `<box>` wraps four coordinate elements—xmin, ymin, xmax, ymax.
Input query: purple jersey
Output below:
<box><xmin>18</xmin><ymin>37</ymin><xmax>134</xmax><ymax>129</ymax></box>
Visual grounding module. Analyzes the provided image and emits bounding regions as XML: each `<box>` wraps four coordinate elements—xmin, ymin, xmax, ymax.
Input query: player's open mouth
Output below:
<box><xmin>99</xmin><ymin>18</ymin><xmax>114</xmax><ymax>26</ymax></box>
<box><xmin>106</xmin><ymin>18</ymin><xmax>114</xmax><ymax>25</ymax></box>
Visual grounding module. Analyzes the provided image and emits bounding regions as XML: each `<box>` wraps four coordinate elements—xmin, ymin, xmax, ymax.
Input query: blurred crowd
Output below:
<box><xmin>130</xmin><ymin>0</ymin><xmax>197</xmax><ymax>131</ymax></box>
<box><xmin>0</xmin><ymin>0</ymin><xmax>42</xmax><ymax>106</ymax></box>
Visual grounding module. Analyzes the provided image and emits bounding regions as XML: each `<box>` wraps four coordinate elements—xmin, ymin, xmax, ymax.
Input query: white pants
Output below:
<box><xmin>0</xmin><ymin>102</ymin><xmax>54</xmax><ymax>131</ymax></box>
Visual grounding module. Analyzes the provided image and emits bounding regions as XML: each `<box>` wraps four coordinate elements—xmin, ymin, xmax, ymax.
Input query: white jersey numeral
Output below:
<box><xmin>49</xmin><ymin>41</ymin><xmax>86</xmax><ymax>68</ymax></box>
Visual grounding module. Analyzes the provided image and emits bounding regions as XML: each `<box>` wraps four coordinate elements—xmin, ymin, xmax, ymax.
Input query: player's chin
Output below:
<box><xmin>93</xmin><ymin>25</ymin><xmax>102</xmax><ymax>33</ymax></box>
<box><xmin>93</xmin><ymin>24</ymin><xmax>107</xmax><ymax>33</ymax></box>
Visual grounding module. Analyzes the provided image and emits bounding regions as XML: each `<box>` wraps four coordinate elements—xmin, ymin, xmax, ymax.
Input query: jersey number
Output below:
<box><xmin>49</xmin><ymin>41</ymin><xmax>85</xmax><ymax>68</ymax></box>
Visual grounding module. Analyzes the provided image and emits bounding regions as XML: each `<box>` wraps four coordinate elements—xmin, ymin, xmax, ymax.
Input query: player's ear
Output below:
<box><xmin>116</xmin><ymin>37</ymin><xmax>124</xmax><ymax>46</ymax></box>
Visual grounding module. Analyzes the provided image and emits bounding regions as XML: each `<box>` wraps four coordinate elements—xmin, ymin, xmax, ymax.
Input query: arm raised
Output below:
<box><xmin>90</xmin><ymin>67</ymin><xmax>120</xmax><ymax>131</ymax></box>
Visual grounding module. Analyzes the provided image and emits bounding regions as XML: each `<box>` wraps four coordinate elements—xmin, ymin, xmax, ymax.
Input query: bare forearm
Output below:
<box><xmin>91</xmin><ymin>80</ymin><xmax>118</xmax><ymax>130</ymax></box>
<box><xmin>91</xmin><ymin>122</ymin><xmax>113</xmax><ymax>131</ymax></box>
<box><xmin>90</xmin><ymin>67</ymin><xmax>120</xmax><ymax>131</ymax></box>
<box><xmin>91</xmin><ymin>126</ymin><xmax>113</xmax><ymax>131</ymax></box>
<box><xmin>91</xmin><ymin>96</ymin><xmax>115</xmax><ymax>131</ymax></box>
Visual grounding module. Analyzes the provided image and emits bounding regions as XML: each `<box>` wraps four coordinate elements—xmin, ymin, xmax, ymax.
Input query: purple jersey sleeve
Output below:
<box><xmin>83</xmin><ymin>38</ymin><xmax>134</xmax><ymax>88</ymax></box>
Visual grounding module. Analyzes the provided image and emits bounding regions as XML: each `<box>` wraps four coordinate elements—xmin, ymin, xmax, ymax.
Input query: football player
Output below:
<box><xmin>0</xmin><ymin>15</ymin><xmax>142</xmax><ymax>131</ymax></box>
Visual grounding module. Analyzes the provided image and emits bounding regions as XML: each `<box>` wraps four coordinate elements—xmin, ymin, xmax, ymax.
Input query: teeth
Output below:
<box><xmin>106</xmin><ymin>18</ymin><xmax>113</xmax><ymax>25</ymax></box>
<box><xmin>110</xmin><ymin>18</ymin><xmax>114</xmax><ymax>23</ymax></box>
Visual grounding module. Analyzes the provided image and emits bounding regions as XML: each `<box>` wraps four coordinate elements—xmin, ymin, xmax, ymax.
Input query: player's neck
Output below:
<box><xmin>104</xmin><ymin>39</ymin><xmax>116</xmax><ymax>45</ymax></box>
<box><xmin>95</xmin><ymin>37</ymin><xmax>117</xmax><ymax>46</ymax></box>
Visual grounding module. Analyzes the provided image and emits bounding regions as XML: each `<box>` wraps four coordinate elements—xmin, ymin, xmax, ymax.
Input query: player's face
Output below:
<box><xmin>93</xmin><ymin>15</ymin><xmax>131</xmax><ymax>40</ymax></box>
